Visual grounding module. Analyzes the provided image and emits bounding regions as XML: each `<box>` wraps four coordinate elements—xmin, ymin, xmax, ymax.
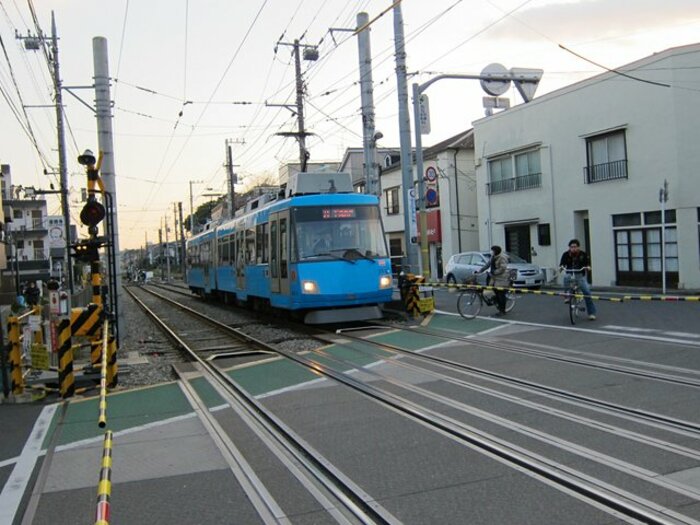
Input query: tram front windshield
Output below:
<box><xmin>294</xmin><ymin>205</ymin><xmax>388</xmax><ymax>261</ymax></box>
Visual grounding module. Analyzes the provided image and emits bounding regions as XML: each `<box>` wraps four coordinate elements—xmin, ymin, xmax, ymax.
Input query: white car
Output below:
<box><xmin>444</xmin><ymin>251</ymin><xmax>545</xmax><ymax>289</ymax></box>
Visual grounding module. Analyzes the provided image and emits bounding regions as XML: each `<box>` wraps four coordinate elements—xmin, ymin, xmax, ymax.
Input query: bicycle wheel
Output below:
<box><xmin>504</xmin><ymin>291</ymin><xmax>516</xmax><ymax>313</ymax></box>
<box><xmin>568</xmin><ymin>291</ymin><xmax>583</xmax><ymax>325</ymax></box>
<box><xmin>457</xmin><ymin>291</ymin><xmax>482</xmax><ymax>319</ymax></box>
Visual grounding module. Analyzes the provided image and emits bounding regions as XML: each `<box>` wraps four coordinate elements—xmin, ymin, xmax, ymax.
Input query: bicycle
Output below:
<box><xmin>562</xmin><ymin>268</ymin><xmax>587</xmax><ymax>325</ymax></box>
<box><xmin>457</xmin><ymin>273</ymin><xmax>516</xmax><ymax>319</ymax></box>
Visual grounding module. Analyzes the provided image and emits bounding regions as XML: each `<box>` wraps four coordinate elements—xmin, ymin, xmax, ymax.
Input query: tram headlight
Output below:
<box><xmin>302</xmin><ymin>280</ymin><xmax>319</xmax><ymax>294</ymax></box>
<box><xmin>379</xmin><ymin>275</ymin><xmax>392</xmax><ymax>289</ymax></box>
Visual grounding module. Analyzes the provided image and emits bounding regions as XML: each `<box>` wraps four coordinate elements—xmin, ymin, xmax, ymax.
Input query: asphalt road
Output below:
<box><xmin>430</xmin><ymin>286</ymin><xmax>700</xmax><ymax>341</ymax></box>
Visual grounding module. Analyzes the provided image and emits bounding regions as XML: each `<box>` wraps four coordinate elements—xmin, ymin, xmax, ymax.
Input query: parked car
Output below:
<box><xmin>444</xmin><ymin>251</ymin><xmax>545</xmax><ymax>289</ymax></box>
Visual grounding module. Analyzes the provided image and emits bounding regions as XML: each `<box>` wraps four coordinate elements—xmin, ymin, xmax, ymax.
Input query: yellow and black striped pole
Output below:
<box><xmin>94</xmin><ymin>430</ymin><xmax>113</xmax><ymax>525</ymax></box>
<box><xmin>106</xmin><ymin>333</ymin><xmax>117</xmax><ymax>388</ymax></box>
<box><xmin>98</xmin><ymin>321</ymin><xmax>109</xmax><ymax>428</ymax></box>
<box><xmin>7</xmin><ymin>316</ymin><xmax>23</xmax><ymax>395</ymax></box>
<box><xmin>58</xmin><ymin>317</ymin><xmax>74</xmax><ymax>399</ymax></box>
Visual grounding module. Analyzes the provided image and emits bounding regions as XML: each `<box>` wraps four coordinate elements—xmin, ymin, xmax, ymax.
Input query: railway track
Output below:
<box><xmin>127</xmin><ymin>284</ymin><xmax>700</xmax><ymax>524</ymax></box>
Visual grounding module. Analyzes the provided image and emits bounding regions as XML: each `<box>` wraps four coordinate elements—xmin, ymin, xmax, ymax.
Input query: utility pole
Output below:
<box><xmin>357</xmin><ymin>12</ymin><xmax>379</xmax><ymax>196</ymax></box>
<box><xmin>293</xmin><ymin>40</ymin><xmax>308</xmax><ymax>172</ymax></box>
<box><xmin>17</xmin><ymin>14</ymin><xmax>74</xmax><ymax>293</ymax></box>
<box><xmin>393</xmin><ymin>3</ymin><xmax>418</xmax><ymax>273</ymax></box>
<box><xmin>164</xmin><ymin>216</ymin><xmax>171</xmax><ymax>282</ymax></box>
<box><xmin>224</xmin><ymin>139</ymin><xmax>244</xmax><ymax>218</ymax></box>
<box><xmin>189</xmin><ymin>180</ymin><xmax>203</xmax><ymax>234</ymax></box>
<box><xmin>268</xmin><ymin>39</ymin><xmax>318</xmax><ymax>173</ymax></box>
<box><xmin>178</xmin><ymin>202</ymin><xmax>185</xmax><ymax>276</ymax></box>
<box><xmin>50</xmin><ymin>13</ymin><xmax>74</xmax><ymax>295</ymax></box>
<box><xmin>172</xmin><ymin>202</ymin><xmax>179</xmax><ymax>268</ymax></box>
<box><xmin>158</xmin><ymin>227</ymin><xmax>164</xmax><ymax>280</ymax></box>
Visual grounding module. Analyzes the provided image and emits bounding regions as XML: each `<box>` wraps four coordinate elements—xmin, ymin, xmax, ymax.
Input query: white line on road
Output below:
<box><xmin>0</xmin><ymin>404</ymin><xmax>57</xmax><ymax>525</ymax></box>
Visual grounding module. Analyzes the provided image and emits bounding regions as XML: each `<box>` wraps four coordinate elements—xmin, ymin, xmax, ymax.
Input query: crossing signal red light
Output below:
<box><xmin>80</xmin><ymin>199</ymin><xmax>105</xmax><ymax>227</ymax></box>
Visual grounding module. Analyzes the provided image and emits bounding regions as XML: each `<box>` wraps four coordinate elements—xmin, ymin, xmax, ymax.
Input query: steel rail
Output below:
<box><xmin>133</xmin><ymin>287</ymin><xmax>696</xmax><ymax>525</ymax></box>
<box><xmin>126</xmin><ymin>285</ymin><xmax>398</xmax><ymax>525</ymax></box>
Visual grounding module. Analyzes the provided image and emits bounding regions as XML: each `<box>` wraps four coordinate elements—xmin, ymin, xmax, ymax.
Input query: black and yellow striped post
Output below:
<box><xmin>98</xmin><ymin>321</ymin><xmax>109</xmax><ymax>428</ymax></box>
<box><xmin>403</xmin><ymin>275</ymin><xmax>425</xmax><ymax>318</ymax></box>
<box><xmin>7</xmin><ymin>316</ymin><xmax>23</xmax><ymax>395</ymax></box>
<box><xmin>94</xmin><ymin>430</ymin><xmax>113</xmax><ymax>525</ymax></box>
<box><xmin>91</xmin><ymin>263</ymin><xmax>103</xmax><ymax>367</ymax></box>
<box><xmin>58</xmin><ymin>317</ymin><xmax>74</xmax><ymax>399</ymax></box>
<box><xmin>70</xmin><ymin>303</ymin><xmax>104</xmax><ymax>366</ymax></box>
<box><xmin>106</xmin><ymin>333</ymin><xmax>117</xmax><ymax>388</ymax></box>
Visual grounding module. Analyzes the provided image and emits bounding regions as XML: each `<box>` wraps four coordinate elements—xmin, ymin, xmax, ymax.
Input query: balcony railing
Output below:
<box><xmin>584</xmin><ymin>159</ymin><xmax>628</xmax><ymax>184</ymax></box>
<box><xmin>487</xmin><ymin>172</ymin><xmax>541</xmax><ymax>195</ymax></box>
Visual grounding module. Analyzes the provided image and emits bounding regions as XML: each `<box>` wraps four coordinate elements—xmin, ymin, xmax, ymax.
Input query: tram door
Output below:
<box><xmin>235</xmin><ymin>230</ymin><xmax>245</xmax><ymax>290</ymax></box>
<box><xmin>269</xmin><ymin>211</ymin><xmax>290</xmax><ymax>295</ymax></box>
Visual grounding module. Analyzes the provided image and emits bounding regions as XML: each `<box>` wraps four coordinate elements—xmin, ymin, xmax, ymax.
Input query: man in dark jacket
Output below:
<box><xmin>559</xmin><ymin>239</ymin><xmax>597</xmax><ymax>320</ymax></box>
<box><xmin>25</xmin><ymin>281</ymin><xmax>40</xmax><ymax>306</ymax></box>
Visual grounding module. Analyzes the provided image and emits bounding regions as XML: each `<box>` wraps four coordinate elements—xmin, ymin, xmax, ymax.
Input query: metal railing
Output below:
<box><xmin>584</xmin><ymin>159</ymin><xmax>627</xmax><ymax>184</ymax></box>
<box><xmin>487</xmin><ymin>172</ymin><xmax>541</xmax><ymax>195</ymax></box>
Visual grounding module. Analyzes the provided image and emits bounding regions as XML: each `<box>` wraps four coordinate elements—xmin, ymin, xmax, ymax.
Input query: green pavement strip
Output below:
<box><xmin>48</xmin><ymin>382</ymin><xmax>191</xmax><ymax>447</ymax></box>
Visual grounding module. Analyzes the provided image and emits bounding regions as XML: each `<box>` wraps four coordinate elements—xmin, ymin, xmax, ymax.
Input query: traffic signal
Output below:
<box><xmin>80</xmin><ymin>198</ymin><xmax>106</xmax><ymax>228</ymax></box>
<box><xmin>70</xmin><ymin>240</ymin><xmax>100</xmax><ymax>262</ymax></box>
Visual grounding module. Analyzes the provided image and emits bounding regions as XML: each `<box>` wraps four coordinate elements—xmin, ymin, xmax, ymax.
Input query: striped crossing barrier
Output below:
<box><xmin>106</xmin><ymin>334</ymin><xmax>117</xmax><ymax>388</ymax></box>
<box><xmin>94</xmin><ymin>430</ymin><xmax>113</xmax><ymax>525</ymax></box>
<box><xmin>98</xmin><ymin>321</ymin><xmax>109</xmax><ymax>429</ymax></box>
<box><xmin>424</xmin><ymin>281</ymin><xmax>699</xmax><ymax>303</ymax></box>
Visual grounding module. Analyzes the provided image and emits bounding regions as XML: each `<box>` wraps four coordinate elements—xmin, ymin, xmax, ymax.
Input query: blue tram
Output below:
<box><xmin>186</xmin><ymin>172</ymin><xmax>394</xmax><ymax>323</ymax></box>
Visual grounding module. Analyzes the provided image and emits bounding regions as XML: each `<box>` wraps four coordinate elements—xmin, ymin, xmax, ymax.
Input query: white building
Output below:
<box><xmin>473</xmin><ymin>43</ymin><xmax>700</xmax><ymax>290</ymax></box>
<box><xmin>378</xmin><ymin>130</ymin><xmax>478</xmax><ymax>279</ymax></box>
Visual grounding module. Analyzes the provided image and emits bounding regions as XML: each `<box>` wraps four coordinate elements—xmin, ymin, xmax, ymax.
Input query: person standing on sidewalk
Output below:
<box><xmin>559</xmin><ymin>239</ymin><xmax>597</xmax><ymax>320</ymax></box>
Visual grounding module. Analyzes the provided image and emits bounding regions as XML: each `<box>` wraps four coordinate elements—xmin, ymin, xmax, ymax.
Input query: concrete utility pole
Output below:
<box><xmin>393</xmin><ymin>3</ymin><xmax>418</xmax><ymax>272</ymax></box>
<box><xmin>158</xmin><ymin>227</ymin><xmax>164</xmax><ymax>280</ymax></box>
<box><xmin>268</xmin><ymin>39</ymin><xmax>318</xmax><ymax>172</ymax></box>
<box><xmin>293</xmin><ymin>40</ymin><xmax>308</xmax><ymax>172</ymax></box>
<box><xmin>172</xmin><ymin>202</ymin><xmax>179</xmax><ymax>267</ymax></box>
<box><xmin>93</xmin><ymin>36</ymin><xmax>123</xmax><ymax>337</ymax></box>
<box><xmin>189</xmin><ymin>180</ymin><xmax>203</xmax><ymax>234</ymax></box>
<box><xmin>164</xmin><ymin>217</ymin><xmax>171</xmax><ymax>282</ymax></box>
<box><xmin>50</xmin><ymin>14</ymin><xmax>73</xmax><ymax>295</ymax></box>
<box><xmin>178</xmin><ymin>202</ymin><xmax>185</xmax><ymax>276</ymax></box>
<box><xmin>357</xmin><ymin>12</ymin><xmax>378</xmax><ymax>196</ymax></box>
<box><xmin>224</xmin><ymin>139</ymin><xmax>244</xmax><ymax>218</ymax></box>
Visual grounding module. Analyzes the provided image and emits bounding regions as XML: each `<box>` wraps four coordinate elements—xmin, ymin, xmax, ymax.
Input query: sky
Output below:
<box><xmin>1</xmin><ymin>0</ymin><xmax>699</xmax><ymax>249</ymax></box>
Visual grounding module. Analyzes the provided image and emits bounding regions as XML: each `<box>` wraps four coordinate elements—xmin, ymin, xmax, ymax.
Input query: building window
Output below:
<box><xmin>384</xmin><ymin>187</ymin><xmax>399</xmax><ymax>215</ymax></box>
<box><xmin>13</xmin><ymin>209</ymin><xmax>21</xmax><ymax>219</ymax></box>
<box><xmin>584</xmin><ymin>130</ymin><xmax>627</xmax><ymax>183</ymax></box>
<box><xmin>487</xmin><ymin>150</ymin><xmax>542</xmax><ymax>195</ymax></box>
<box><xmin>389</xmin><ymin>237</ymin><xmax>403</xmax><ymax>275</ymax></box>
<box><xmin>613</xmin><ymin>209</ymin><xmax>678</xmax><ymax>287</ymax></box>
<box><xmin>537</xmin><ymin>223</ymin><xmax>551</xmax><ymax>246</ymax></box>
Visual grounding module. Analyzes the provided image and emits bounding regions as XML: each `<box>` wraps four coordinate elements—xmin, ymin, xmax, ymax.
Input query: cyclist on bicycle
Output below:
<box><xmin>477</xmin><ymin>245</ymin><xmax>509</xmax><ymax>316</ymax></box>
<box><xmin>559</xmin><ymin>239</ymin><xmax>597</xmax><ymax>320</ymax></box>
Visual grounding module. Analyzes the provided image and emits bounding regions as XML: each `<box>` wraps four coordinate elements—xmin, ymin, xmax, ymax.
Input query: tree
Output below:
<box><xmin>183</xmin><ymin>198</ymin><xmax>222</xmax><ymax>234</ymax></box>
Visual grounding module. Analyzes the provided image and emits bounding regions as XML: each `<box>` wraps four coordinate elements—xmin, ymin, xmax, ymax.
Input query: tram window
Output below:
<box><xmin>256</xmin><ymin>224</ymin><xmax>268</xmax><ymax>264</ymax></box>
<box><xmin>270</xmin><ymin>222</ymin><xmax>278</xmax><ymax>278</ymax></box>
<box><xmin>246</xmin><ymin>228</ymin><xmax>255</xmax><ymax>263</ymax></box>
<box><xmin>280</xmin><ymin>218</ymin><xmax>288</xmax><ymax>278</ymax></box>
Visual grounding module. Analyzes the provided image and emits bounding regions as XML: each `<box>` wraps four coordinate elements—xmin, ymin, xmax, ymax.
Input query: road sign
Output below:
<box><xmin>426</xmin><ymin>187</ymin><xmax>439</xmax><ymax>206</ymax></box>
<box><xmin>418</xmin><ymin>94</ymin><xmax>431</xmax><ymax>134</ymax></box>
<box><xmin>480</xmin><ymin>63</ymin><xmax>509</xmax><ymax>96</ymax></box>
<box><xmin>425</xmin><ymin>166</ymin><xmax>437</xmax><ymax>182</ymax></box>
<box><xmin>482</xmin><ymin>96</ymin><xmax>510</xmax><ymax>109</ymax></box>
<box><xmin>509</xmin><ymin>67</ymin><xmax>543</xmax><ymax>102</ymax></box>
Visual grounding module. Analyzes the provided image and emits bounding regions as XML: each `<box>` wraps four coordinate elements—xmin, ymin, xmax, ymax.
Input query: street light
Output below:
<box><xmin>411</xmin><ymin>66</ymin><xmax>543</xmax><ymax>278</ymax></box>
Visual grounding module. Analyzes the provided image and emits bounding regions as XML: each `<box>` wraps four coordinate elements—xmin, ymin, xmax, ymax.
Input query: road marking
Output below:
<box><xmin>0</xmin><ymin>404</ymin><xmax>57</xmax><ymax>525</ymax></box>
<box><xmin>433</xmin><ymin>310</ymin><xmax>700</xmax><ymax>346</ymax></box>
<box><xmin>604</xmin><ymin>325</ymin><xmax>700</xmax><ymax>339</ymax></box>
